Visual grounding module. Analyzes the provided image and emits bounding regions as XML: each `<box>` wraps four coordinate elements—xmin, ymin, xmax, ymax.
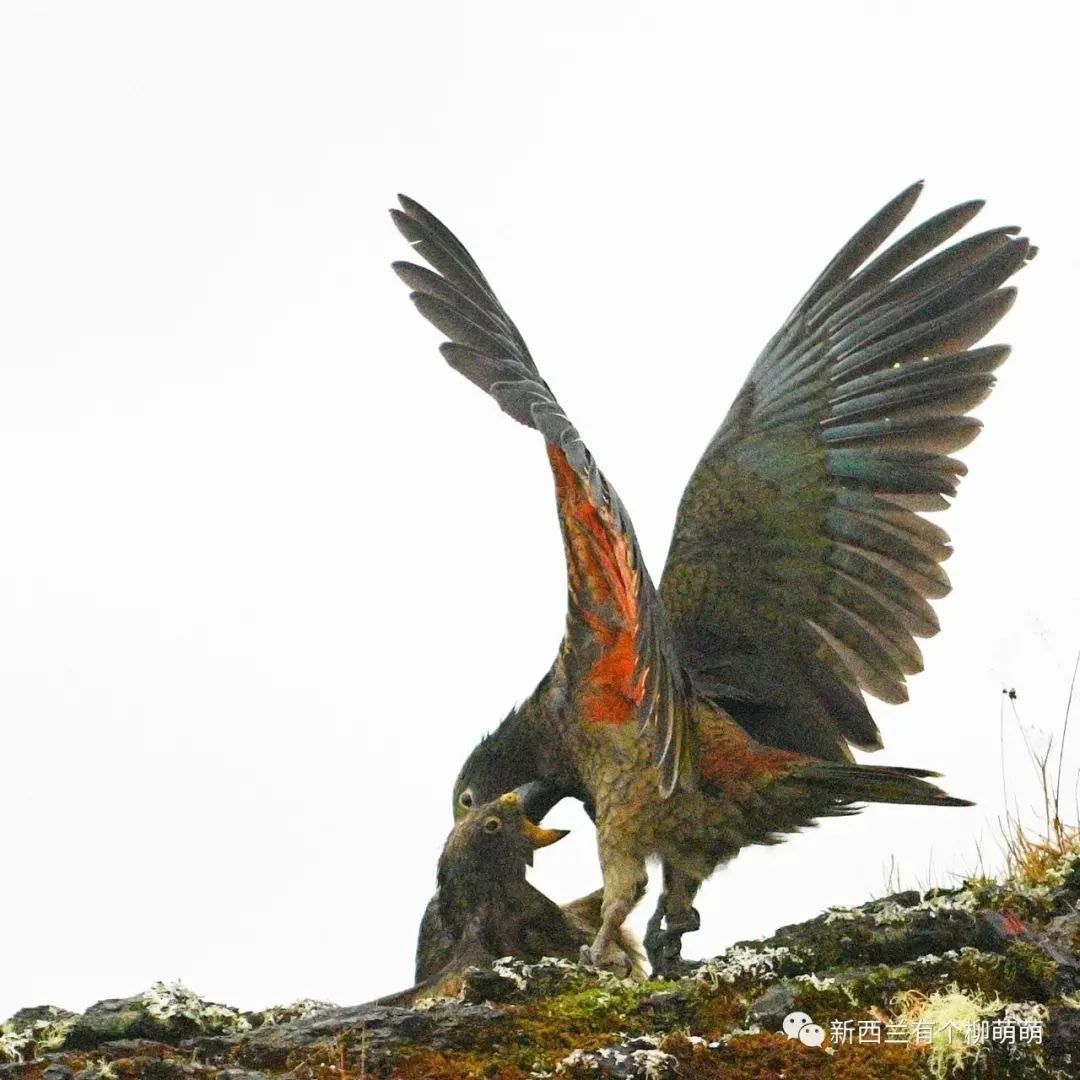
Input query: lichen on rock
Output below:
<box><xmin>3</xmin><ymin>837</ymin><xmax>1078</xmax><ymax>1078</ymax></box>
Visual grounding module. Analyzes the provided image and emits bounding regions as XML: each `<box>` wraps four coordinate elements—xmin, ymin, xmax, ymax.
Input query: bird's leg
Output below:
<box><xmin>646</xmin><ymin>862</ymin><xmax>701</xmax><ymax>977</ymax></box>
<box><xmin>580</xmin><ymin>847</ymin><xmax>646</xmax><ymax>977</ymax></box>
<box><xmin>643</xmin><ymin>891</ymin><xmax>668</xmax><ymax>967</ymax></box>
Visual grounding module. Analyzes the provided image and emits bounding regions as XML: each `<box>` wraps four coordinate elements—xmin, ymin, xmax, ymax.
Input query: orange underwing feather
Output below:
<box><xmin>548</xmin><ymin>445</ymin><xmax>646</xmax><ymax>726</ymax></box>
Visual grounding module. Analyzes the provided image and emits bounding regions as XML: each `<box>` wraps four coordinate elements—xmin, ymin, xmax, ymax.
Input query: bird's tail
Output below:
<box><xmin>794</xmin><ymin>762</ymin><xmax>972</xmax><ymax>809</ymax></box>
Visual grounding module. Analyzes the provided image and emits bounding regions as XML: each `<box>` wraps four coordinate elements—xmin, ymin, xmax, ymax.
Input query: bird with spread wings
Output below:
<box><xmin>391</xmin><ymin>183</ymin><xmax>1033</xmax><ymax>975</ymax></box>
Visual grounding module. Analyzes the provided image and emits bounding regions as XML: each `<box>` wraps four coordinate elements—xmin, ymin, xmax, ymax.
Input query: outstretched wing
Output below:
<box><xmin>392</xmin><ymin>196</ymin><xmax>691</xmax><ymax>795</ymax></box>
<box><xmin>659</xmin><ymin>183</ymin><xmax>1034</xmax><ymax>762</ymax></box>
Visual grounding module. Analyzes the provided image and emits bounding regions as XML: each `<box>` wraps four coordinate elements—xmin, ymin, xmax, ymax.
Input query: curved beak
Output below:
<box><xmin>498</xmin><ymin>789</ymin><xmax>569</xmax><ymax>852</ymax></box>
<box><xmin>520</xmin><ymin>819</ymin><xmax>569</xmax><ymax>849</ymax></box>
<box><xmin>510</xmin><ymin>780</ymin><xmax>563</xmax><ymax>822</ymax></box>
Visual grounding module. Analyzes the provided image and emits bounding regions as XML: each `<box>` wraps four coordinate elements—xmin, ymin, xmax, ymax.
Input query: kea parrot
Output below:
<box><xmin>412</xmin><ymin>791</ymin><xmax>643</xmax><ymax>999</ymax></box>
<box><xmin>391</xmin><ymin>183</ymin><xmax>1033</xmax><ymax>975</ymax></box>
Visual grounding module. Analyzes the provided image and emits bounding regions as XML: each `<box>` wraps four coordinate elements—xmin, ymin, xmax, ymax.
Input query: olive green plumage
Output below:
<box><xmin>391</xmin><ymin>184</ymin><xmax>1032</xmax><ymax>974</ymax></box>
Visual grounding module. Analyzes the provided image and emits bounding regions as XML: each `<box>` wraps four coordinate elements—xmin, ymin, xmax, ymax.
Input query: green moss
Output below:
<box><xmin>384</xmin><ymin>1050</ymin><xmax>529</xmax><ymax>1079</ymax></box>
<box><xmin>789</xmin><ymin>980</ymin><xmax>863</xmax><ymax>1020</ymax></box>
<box><xmin>661</xmin><ymin>1032</ymin><xmax>926</xmax><ymax>1079</ymax></box>
<box><xmin>940</xmin><ymin>943</ymin><xmax>1059</xmax><ymax>1003</ymax></box>
<box><xmin>353</xmin><ymin>982</ymin><xmax>677</xmax><ymax>1078</ymax></box>
<box><xmin>1062</xmin><ymin>850</ymin><xmax>1080</xmax><ymax>893</ymax></box>
<box><xmin>535</xmin><ymin>980</ymin><xmax>670</xmax><ymax>1026</ymax></box>
<box><xmin>1000</xmin><ymin>943</ymin><xmax>1058</xmax><ymax>999</ymax></box>
<box><xmin>8</xmin><ymin>842</ymin><xmax>1080</xmax><ymax>1080</ymax></box>
<box><xmin>685</xmin><ymin>989</ymin><xmax>753</xmax><ymax>1038</ymax></box>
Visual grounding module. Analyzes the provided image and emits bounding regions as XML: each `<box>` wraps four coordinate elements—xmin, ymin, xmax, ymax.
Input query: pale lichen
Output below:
<box><xmin>557</xmin><ymin>1035</ymin><xmax>678</xmax><ymax>1079</ymax></box>
<box><xmin>409</xmin><ymin>993</ymin><xmax>459</xmax><ymax>1012</ymax></box>
<box><xmin>80</xmin><ymin>1059</ymin><xmax>118</xmax><ymax>1080</ymax></box>
<box><xmin>491</xmin><ymin>956</ymin><xmax>530</xmax><ymax>991</ymax></box>
<box><xmin>0</xmin><ymin>1009</ymin><xmax>76</xmax><ymax>1063</ymax></box>
<box><xmin>0</xmin><ymin>1029</ymin><xmax>30</xmax><ymax>1064</ymax></box>
<box><xmin>794</xmin><ymin>972</ymin><xmax>836</xmax><ymax>989</ymax></box>
<box><xmin>1002</xmin><ymin>1000</ymin><xmax>1049</xmax><ymax>1025</ymax></box>
<box><xmin>251</xmin><ymin>998</ymin><xmax>337</xmax><ymax>1025</ymax></box>
<box><xmin>823</xmin><ymin>906</ymin><xmax>859</xmax><ymax>924</ymax></box>
<box><xmin>691</xmin><ymin>943</ymin><xmax>797</xmax><ymax>986</ymax></box>
<box><xmin>141</xmin><ymin>980</ymin><xmax>250</xmax><ymax>1034</ymax></box>
<box><xmin>892</xmin><ymin>982</ymin><xmax>1002</xmax><ymax>1079</ymax></box>
<box><xmin>827</xmin><ymin>888</ymin><xmax>981</xmax><ymax>930</ymax></box>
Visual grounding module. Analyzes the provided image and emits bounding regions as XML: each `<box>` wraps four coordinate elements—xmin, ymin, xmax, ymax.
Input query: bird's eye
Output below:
<box><xmin>459</xmin><ymin>790</ymin><xmax>473</xmax><ymax>809</ymax></box>
<box><xmin>483</xmin><ymin>817</ymin><xmax>501</xmax><ymax>833</ymax></box>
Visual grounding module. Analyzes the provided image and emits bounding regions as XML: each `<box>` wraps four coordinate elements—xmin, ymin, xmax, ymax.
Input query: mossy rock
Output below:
<box><xmin>4</xmin><ymin>856</ymin><xmax>1080</xmax><ymax>1079</ymax></box>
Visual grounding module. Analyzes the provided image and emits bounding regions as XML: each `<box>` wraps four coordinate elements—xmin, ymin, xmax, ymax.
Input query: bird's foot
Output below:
<box><xmin>643</xmin><ymin>904</ymin><xmax>667</xmax><ymax>969</ymax></box>
<box><xmin>646</xmin><ymin>906</ymin><xmax>701</xmax><ymax>979</ymax></box>
<box><xmin>666</xmin><ymin>906</ymin><xmax>701</xmax><ymax>935</ymax></box>
<box><xmin>579</xmin><ymin>942</ymin><xmax>634</xmax><ymax>979</ymax></box>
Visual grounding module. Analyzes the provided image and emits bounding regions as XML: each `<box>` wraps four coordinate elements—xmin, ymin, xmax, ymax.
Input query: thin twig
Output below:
<box><xmin>1053</xmin><ymin>648</ymin><xmax>1080</xmax><ymax>839</ymax></box>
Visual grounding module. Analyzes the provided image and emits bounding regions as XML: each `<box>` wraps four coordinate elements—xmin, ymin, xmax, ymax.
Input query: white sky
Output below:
<box><xmin>1</xmin><ymin>2</ymin><xmax>1078</xmax><ymax>1020</ymax></box>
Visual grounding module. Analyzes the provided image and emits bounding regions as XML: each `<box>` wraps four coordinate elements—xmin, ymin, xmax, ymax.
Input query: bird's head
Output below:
<box><xmin>451</xmin><ymin>711</ymin><xmax>561</xmax><ymax>824</ymax></box>
<box><xmin>439</xmin><ymin>790</ymin><xmax>569</xmax><ymax>886</ymax></box>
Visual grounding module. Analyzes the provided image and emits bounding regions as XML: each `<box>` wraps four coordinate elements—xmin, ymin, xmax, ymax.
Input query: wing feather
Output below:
<box><xmin>660</xmin><ymin>185</ymin><xmax>1033</xmax><ymax>759</ymax></box>
<box><xmin>394</xmin><ymin>196</ymin><xmax>692</xmax><ymax>795</ymax></box>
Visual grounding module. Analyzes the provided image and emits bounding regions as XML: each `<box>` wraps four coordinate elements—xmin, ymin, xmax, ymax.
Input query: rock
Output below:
<box><xmin>180</xmin><ymin>1036</ymin><xmax>234</xmax><ymax>1066</ymax></box>
<box><xmin>1043</xmin><ymin>910</ymin><xmax>1080</xmax><ymax>990</ymax></box>
<box><xmin>132</xmin><ymin>1061</ymin><xmax>189</xmax><ymax>1080</ymax></box>
<box><xmin>0</xmin><ymin>1006</ymin><xmax>77</xmax><ymax>1063</ymax></box>
<box><xmin>2</xmin><ymin>850</ymin><xmax>1078</xmax><ymax>1077</ymax></box>
<box><xmin>5</xmin><ymin>1009</ymin><xmax>77</xmax><ymax>1032</ymax></box>
<box><xmin>558</xmin><ymin>1036</ymin><xmax>678</xmax><ymax>1078</ymax></box>
<box><xmin>97</xmin><ymin>1039</ymin><xmax>179</xmax><ymax>1057</ymax></box>
<box><xmin>632</xmin><ymin>990</ymin><xmax>690</xmax><ymax>1022</ymax></box>
<box><xmin>64</xmin><ymin>999</ymin><xmax>184</xmax><ymax>1051</ymax></box>
<box><xmin>744</xmin><ymin>982</ymin><xmax>796</xmax><ymax>1031</ymax></box>
<box><xmin>230</xmin><ymin>999</ymin><xmax>507</xmax><ymax>1072</ymax></box>
<box><xmin>765</xmin><ymin>888</ymin><xmax>999</xmax><ymax>970</ymax></box>
<box><xmin>458</xmin><ymin>964</ymin><xmax>524</xmax><ymax>1004</ymax></box>
<box><xmin>62</xmin><ymin>986</ymin><xmax>248</xmax><ymax>1053</ymax></box>
<box><xmin>1044</xmin><ymin>1003</ymin><xmax>1080</xmax><ymax>1067</ymax></box>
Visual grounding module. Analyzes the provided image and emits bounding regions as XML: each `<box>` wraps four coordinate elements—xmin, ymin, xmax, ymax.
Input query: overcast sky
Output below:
<box><xmin>2</xmin><ymin>2</ymin><xmax>1078</xmax><ymax>1020</ymax></box>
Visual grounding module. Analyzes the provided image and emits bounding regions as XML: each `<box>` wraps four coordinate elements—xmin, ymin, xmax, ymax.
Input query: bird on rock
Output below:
<box><xmin>390</xmin><ymin>183</ymin><xmax>1033</xmax><ymax>976</ymax></box>
<box><xmin>369</xmin><ymin>786</ymin><xmax>639</xmax><ymax>1002</ymax></box>
<box><xmin>406</xmin><ymin>791</ymin><xmax>642</xmax><ymax>1001</ymax></box>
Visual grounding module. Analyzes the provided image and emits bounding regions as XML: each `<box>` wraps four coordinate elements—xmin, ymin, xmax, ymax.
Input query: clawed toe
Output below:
<box><xmin>664</xmin><ymin>905</ymin><xmax>701</xmax><ymax>935</ymax></box>
<box><xmin>646</xmin><ymin>906</ymin><xmax>702</xmax><ymax>978</ymax></box>
<box><xmin>579</xmin><ymin>943</ymin><xmax>633</xmax><ymax>978</ymax></box>
<box><xmin>649</xmin><ymin>932</ymin><xmax>683</xmax><ymax>978</ymax></box>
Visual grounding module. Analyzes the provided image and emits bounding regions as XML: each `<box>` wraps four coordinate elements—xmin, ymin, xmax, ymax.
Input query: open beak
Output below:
<box><xmin>509</xmin><ymin>780</ymin><xmax>562</xmax><ymax>822</ymax></box>
<box><xmin>498</xmin><ymin>790</ymin><xmax>569</xmax><ymax>849</ymax></box>
<box><xmin>521</xmin><ymin>819</ymin><xmax>570</xmax><ymax>849</ymax></box>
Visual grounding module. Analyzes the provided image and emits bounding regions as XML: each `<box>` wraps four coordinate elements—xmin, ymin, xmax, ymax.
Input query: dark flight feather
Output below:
<box><xmin>660</xmin><ymin>185</ymin><xmax>1033</xmax><ymax>761</ymax></box>
<box><xmin>392</xmin><ymin>196</ymin><xmax>692</xmax><ymax>796</ymax></box>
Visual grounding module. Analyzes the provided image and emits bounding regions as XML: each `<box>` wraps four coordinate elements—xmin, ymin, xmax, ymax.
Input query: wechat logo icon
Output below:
<box><xmin>783</xmin><ymin>1011</ymin><xmax>826</xmax><ymax>1047</ymax></box>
